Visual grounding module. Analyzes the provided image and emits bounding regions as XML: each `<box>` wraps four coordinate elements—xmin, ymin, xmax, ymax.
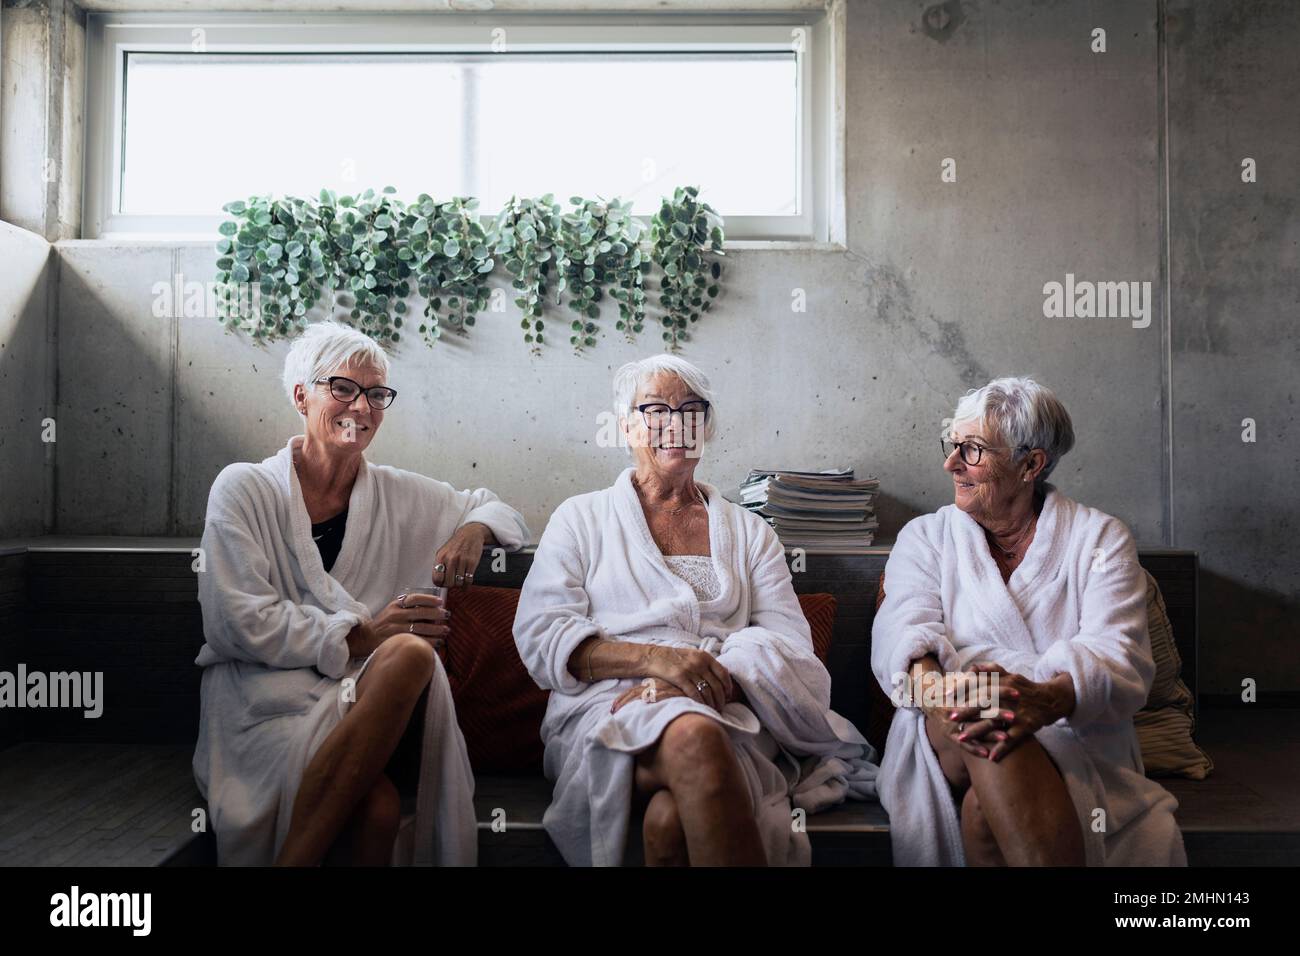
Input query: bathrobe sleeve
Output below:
<box><xmin>716</xmin><ymin>520</ymin><xmax>833</xmax><ymax>711</ymax></box>
<box><xmin>435</xmin><ymin>480</ymin><xmax>530</xmax><ymax>550</ymax></box>
<box><xmin>512</xmin><ymin>502</ymin><xmax>605</xmax><ymax>695</ymax></box>
<box><xmin>197</xmin><ymin>512</ymin><xmax>362</xmax><ymax>680</ymax></box>
<box><xmin>871</xmin><ymin>518</ymin><xmax>962</xmax><ymax>706</ymax></box>
<box><xmin>717</xmin><ymin>520</ymin><xmax>877</xmax><ymax>774</ymax></box>
<box><xmin>1031</xmin><ymin>518</ymin><xmax>1155</xmax><ymax>726</ymax></box>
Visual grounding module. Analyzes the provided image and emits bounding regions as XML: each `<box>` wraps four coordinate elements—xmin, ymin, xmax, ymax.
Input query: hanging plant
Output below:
<box><xmin>493</xmin><ymin>195</ymin><xmax>561</xmax><ymax>354</ymax></box>
<box><xmin>331</xmin><ymin>187</ymin><xmax>411</xmax><ymax>343</ymax></box>
<box><xmin>408</xmin><ymin>196</ymin><xmax>494</xmax><ymax>346</ymax></box>
<box><xmin>215</xmin><ymin>185</ymin><xmax>724</xmax><ymax>353</ymax></box>
<box><xmin>607</xmin><ymin>199</ymin><xmax>651</xmax><ymax>344</ymax></box>
<box><xmin>555</xmin><ymin>197</ymin><xmax>645</xmax><ymax>352</ymax></box>
<box><xmin>216</xmin><ymin>194</ymin><xmax>331</xmax><ymax>340</ymax></box>
<box><xmin>648</xmin><ymin>185</ymin><xmax>724</xmax><ymax>351</ymax></box>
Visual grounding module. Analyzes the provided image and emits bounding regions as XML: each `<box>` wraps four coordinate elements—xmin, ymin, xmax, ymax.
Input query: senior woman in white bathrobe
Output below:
<box><xmin>513</xmin><ymin>355</ymin><xmax>877</xmax><ymax>867</ymax></box>
<box><xmin>872</xmin><ymin>376</ymin><xmax>1186</xmax><ymax>866</ymax></box>
<box><xmin>193</xmin><ymin>319</ymin><xmax>529</xmax><ymax>866</ymax></box>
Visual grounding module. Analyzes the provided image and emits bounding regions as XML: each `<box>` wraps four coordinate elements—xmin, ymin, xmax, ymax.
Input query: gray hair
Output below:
<box><xmin>951</xmin><ymin>376</ymin><xmax>1075</xmax><ymax>486</ymax></box>
<box><xmin>282</xmin><ymin>320</ymin><xmax>391</xmax><ymax>416</ymax></box>
<box><xmin>613</xmin><ymin>354</ymin><xmax>718</xmax><ymax>448</ymax></box>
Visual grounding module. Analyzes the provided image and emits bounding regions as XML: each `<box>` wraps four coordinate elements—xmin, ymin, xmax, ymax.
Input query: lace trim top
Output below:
<box><xmin>662</xmin><ymin>554</ymin><xmax>720</xmax><ymax>602</ymax></box>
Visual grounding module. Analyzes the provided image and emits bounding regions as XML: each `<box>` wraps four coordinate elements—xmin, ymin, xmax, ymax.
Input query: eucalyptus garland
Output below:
<box><xmin>215</xmin><ymin>186</ymin><xmax>722</xmax><ymax>353</ymax></box>
<box><xmin>649</xmin><ymin>186</ymin><xmax>724</xmax><ymax>350</ymax></box>
<box><xmin>493</xmin><ymin>195</ymin><xmax>561</xmax><ymax>353</ymax></box>
<box><xmin>555</xmin><ymin>197</ymin><xmax>648</xmax><ymax>352</ymax></box>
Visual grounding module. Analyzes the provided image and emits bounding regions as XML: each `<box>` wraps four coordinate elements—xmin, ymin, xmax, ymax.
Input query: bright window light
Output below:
<box><xmin>119</xmin><ymin>52</ymin><xmax>798</xmax><ymax>219</ymax></box>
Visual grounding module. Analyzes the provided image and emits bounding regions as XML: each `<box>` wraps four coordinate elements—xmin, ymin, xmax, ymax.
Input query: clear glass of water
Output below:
<box><xmin>398</xmin><ymin>585</ymin><xmax>449</xmax><ymax>652</ymax></box>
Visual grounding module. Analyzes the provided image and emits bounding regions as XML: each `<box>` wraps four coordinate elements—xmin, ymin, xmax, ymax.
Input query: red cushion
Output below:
<box><xmin>797</xmin><ymin>592</ymin><xmax>837</xmax><ymax>664</ymax></box>
<box><xmin>867</xmin><ymin>571</ymin><xmax>897</xmax><ymax>755</ymax></box>
<box><xmin>444</xmin><ymin>586</ymin><xmax>548</xmax><ymax>774</ymax></box>
<box><xmin>444</xmin><ymin>587</ymin><xmax>840</xmax><ymax>774</ymax></box>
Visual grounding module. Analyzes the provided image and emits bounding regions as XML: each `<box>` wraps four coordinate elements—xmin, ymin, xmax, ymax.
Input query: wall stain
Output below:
<box><xmin>921</xmin><ymin>0</ymin><xmax>966</xmax><ymax>43</ymax></box>
<box><xmin>847</xmin><ymin>250</ymin><xmax>990</xmax><ymax>389</ymax></box>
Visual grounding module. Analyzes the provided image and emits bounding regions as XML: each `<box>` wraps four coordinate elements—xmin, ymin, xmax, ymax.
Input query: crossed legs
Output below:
<box><xmin>925</xmin><ymin>712</ymin><xmax>1085</xmax><ymax>866</ymax></box>
<box><xmin>633</xmin><ymin>712</ymin><xmax>767</xmax><ymax>866</ymax></box>
<box><xmin>275</xmin><ymin>634</ymin><xmax>435</xmax><ymax>866</ymax></box>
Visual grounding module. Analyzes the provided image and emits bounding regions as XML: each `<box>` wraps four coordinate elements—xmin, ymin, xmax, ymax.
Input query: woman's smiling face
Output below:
<box><xmin>622</xmin><ymin>371</ymin><xmax>708</xmax><ymax>478</ymax></box>
<box><xmin>297</xmin><ymin>358</ymin><xmax>386</xmax><ymax>453</ymax></box>
<box><xmin>943</xmin><ymin>419</ymin><xmax>1019</xmax><ymax>518</ymax></box>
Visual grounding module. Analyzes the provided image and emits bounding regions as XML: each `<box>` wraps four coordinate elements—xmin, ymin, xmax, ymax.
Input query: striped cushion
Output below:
<box><xmin>1136</xmin><ymin>569</ymin><xmax>1213</xmax><ymax>778</ymax></box>
<box><xmin>444</xmin><ymin>586</ymin><xmax>547</xmax><ymax>774</ymax></box>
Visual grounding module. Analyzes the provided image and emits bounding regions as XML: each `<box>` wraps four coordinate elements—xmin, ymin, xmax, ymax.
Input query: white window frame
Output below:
<box><xmin>82</xmin><ymin>9</ymin><xmax>844</xmax><ymax>244</ymax></box>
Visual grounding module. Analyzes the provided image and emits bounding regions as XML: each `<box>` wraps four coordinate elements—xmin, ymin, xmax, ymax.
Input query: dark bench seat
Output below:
<box><xmin>6</xmin><ymin>536</ymin><xmax>1292</xmax><ymax>867</ymax></box>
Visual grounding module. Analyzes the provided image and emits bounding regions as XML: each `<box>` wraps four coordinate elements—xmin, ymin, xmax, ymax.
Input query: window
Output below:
<box><xmin>85</xmin><ymin>12</ymin><xmax>843</xmax><ymax>242</ymax></box>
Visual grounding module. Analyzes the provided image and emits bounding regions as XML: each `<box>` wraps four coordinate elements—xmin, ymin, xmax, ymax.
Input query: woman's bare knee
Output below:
<box><xmin>359</xmin><ymin>634</ymin><xmax>435</xmax><ymax>701</ymax></box>
<box><xmin>660</xmin><ymin>713</ymin><xmax>730</xmax><ymax>760</ymax></box>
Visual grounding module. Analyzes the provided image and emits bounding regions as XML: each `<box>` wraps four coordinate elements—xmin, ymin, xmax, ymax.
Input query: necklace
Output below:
<box><xmin>633</xmin><ymin>475</ymin><xmax>706</xmax><ymax>515</ymax></box>
<box><xmin>987</xmin><ymin>516</ymin><xmax>1035</xmax><ymax>561</ymax></box>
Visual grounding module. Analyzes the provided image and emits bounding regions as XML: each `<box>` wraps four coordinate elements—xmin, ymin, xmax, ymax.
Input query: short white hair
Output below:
<box><xmin>951</xmin><ymin>376</ymin><xmax>1075</xmax><ymax>486</ymax></box>
<box><xmin>613</xmin><ymin>354</ymin><xmax>718</xmax><ymax>446</ymax></box>
<box><xmin>282</xmin><ymin>320</ymin><xmax>391</xmax><ymax>416</ymax></box>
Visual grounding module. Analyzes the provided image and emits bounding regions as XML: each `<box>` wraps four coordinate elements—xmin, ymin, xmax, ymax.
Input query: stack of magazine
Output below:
<box><xmin>732</xmin><ymin>468</ymin><xmax>880</xmax><ymax>551</ymax></box>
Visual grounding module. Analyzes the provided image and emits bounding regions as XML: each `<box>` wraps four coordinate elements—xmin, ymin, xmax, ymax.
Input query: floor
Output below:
<box><xmin>1</xmin><ymin>709</ymin><xmax>1296</xmax><ymax>866</ymax></box>
<box><xmin>0</xmin><ymin>742</ymin><xmax>200</xmax><ymax>866</ymax></box>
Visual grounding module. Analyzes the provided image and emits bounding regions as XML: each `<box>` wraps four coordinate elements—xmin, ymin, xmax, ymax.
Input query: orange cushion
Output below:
<box><xmin>444</xmin><ymin>586</ymin><xmax>548</xmax><ymax>774</ymax></box>
<box><xmin>797</xmin><ymin>592</ymin><xmax>837</xmax><ymax>664</ymax></box>
<box><xmin>444</xmin><ymin>586</ymin><xmax>839</xmax><ymax>774</ymax></box>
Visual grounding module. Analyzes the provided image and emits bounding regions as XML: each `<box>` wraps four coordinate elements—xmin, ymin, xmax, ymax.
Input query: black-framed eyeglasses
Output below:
<box><xmin>315</xmin><ymin>376</ymin><xmax>397</xmax><ymax>410</ymax></box>
<box><xmin>637</xmin><ymin>400</ymin><xmax>710</xmax><ymax>430</ymax></box>
<box><xmin>940</xmin><ymin>437</ymin><xmax>1028</xmax><ymax>466</ymax></box>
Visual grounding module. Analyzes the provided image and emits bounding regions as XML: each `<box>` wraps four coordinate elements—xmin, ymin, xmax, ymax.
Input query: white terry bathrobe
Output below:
<box><xmin>192</xmin><ymin>434</ymin><xmax>529</xmax><ymax>866</ymax></box>
<box><xmin>871</xmin><ymin>484</ymin><xmax>1187</xmax><ymax>866</ymax></box>
<box><xmin>513</xmin><ymin>467</ymin><xmax>879</xmax><ymax>866</ymax></box>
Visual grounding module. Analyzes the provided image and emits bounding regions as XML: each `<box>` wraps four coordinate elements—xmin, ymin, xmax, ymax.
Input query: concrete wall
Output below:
<box><xmin>0</xmin><ymin>0</ymin><xmax>85</xmax><ymax>241</ymax></box>
<box><xmin>1166</xmin><ymin>0</ymin><xmax>1300</xmax><ymax>700</ymax></box>
<box><xmin>0</xmin><ymin>220</ymin><xmax>52</xmax><ymax>538</ymax></box>
<box><xmin>16</xmin><ymin>0</ymin><xmax>1300</xmax><ymax>694</ymax></box>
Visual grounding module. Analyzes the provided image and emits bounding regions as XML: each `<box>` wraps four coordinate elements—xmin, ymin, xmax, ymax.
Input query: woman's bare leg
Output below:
<box><xmin>927</xmin><ymin>710</ymin><xmax>1083</xmax><ymax>865</ymax></box>
<box><xmin>322</xmin><ymin>773</ymin><xmax>402</xmax><ymax>866</ymax></box>
<box><xmin>641</xmin><ymin>788</ymin><xmax>690</xmax><ymax>866</ymax></box>
<box><xmin>926</xmin><ymin>712</ymin><xmax>999</xmax><ymax>864</ymax></box>
<box><xmin>633</xmin><ymin>713</ymin><xmax>766</xmax><ymax>866</ymax></box>
<box><xmin>960</xmin><ymin>785</ymin><xmax>1007</xmax><ymax>866</ymax></box>
<box><xmin>961</xmin><ymin>739</ymin><xmax>1084</xmax><ymax>866</ymax></box>
<box><xmin>275</xmin><ymin>635</ymin><xmax>434</xmax><ymax>866</ymax></box>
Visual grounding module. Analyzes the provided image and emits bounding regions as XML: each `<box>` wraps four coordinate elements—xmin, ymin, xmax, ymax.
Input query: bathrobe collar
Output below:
<box><xmin>948</xmin><ymin>483</ymin><xmax>1064</xmax><ymax>655</ymax></box>
<box><xmin>612</xmin><ymin>466</ymin><xmax>735</xmax><ymax>630</ymax></box>
<box><xmin>272</xmin><ymin>434</ymin><xmax>373</xmax><ymax>614</ymax></box>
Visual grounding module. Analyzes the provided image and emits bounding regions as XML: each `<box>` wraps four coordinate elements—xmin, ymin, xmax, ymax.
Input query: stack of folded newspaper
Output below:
<box><xmin>732</xmin><ymin>468</ymin><xmax>880</xmax><ymax>551</ymax></box>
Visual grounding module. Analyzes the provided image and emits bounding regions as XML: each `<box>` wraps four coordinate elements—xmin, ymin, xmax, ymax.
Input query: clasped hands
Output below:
<box><xmin>917</xmin><ymin>662</ymin><xmax>1071</xmax><ymax>763</ymax></box>
<box><xmin>610</xmin><ymin>644</ymin><xmax>741</xmax><ymax>715</ymax></box>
